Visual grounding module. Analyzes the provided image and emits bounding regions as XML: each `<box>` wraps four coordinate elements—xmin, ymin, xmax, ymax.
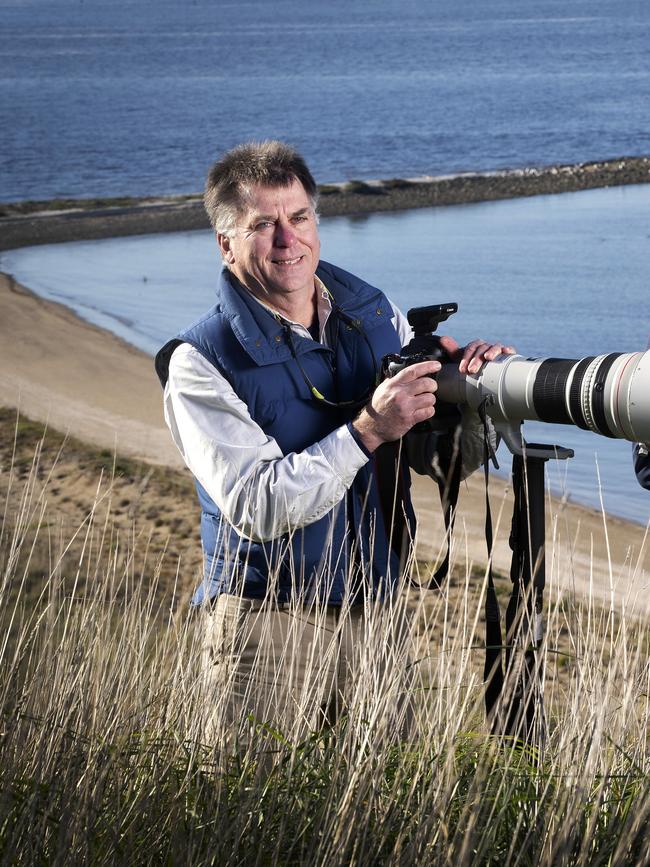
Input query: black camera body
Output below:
<box><xmin>384</xmin><ymin>302</ymin><xmax>460</xmax><ymax>432</ymax></box>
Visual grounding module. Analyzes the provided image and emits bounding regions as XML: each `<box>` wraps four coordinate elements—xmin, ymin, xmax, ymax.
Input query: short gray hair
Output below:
<box><xmin>204</xmin><ymin>140</ymin><xmax>319</xmax><ymax>235</ymax></box>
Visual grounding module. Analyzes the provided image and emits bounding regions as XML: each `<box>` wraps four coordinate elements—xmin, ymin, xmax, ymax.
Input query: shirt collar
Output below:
<box><xmin>237</xmin><ymin>274</ymin><xmax>334</xmax><ymax>344</ymax></box>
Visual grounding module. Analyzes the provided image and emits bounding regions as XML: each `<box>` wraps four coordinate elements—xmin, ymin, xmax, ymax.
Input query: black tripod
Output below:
<box><xmin>483</xmin><ymin>432</ymin><xmax>573</xmax><ymax>747</ymax></box>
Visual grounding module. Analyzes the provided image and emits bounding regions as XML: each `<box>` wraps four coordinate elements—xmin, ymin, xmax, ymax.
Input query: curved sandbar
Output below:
<box><xmin>1</xmin><ymin>155</ymin><xmax>649</xmax><ymax>252</ymax></box>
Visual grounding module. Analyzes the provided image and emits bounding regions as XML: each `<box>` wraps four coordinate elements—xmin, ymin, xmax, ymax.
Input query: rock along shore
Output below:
<box><xmin>1</xmin><ymin>155</ymin><xmax>649</xmax><ymax>252</ymax></box>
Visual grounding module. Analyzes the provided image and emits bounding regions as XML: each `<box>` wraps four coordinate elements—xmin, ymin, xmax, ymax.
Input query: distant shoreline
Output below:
<box><xmin>1</xmin><ymin>155</ymin><xmax>649</xmax><ymax>252</ymax></box>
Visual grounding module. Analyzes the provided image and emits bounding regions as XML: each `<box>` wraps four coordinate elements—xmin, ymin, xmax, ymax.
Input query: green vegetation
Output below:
<box><xmin>1</xmin><ymin>412</ymin><xmax>649</xmax><ymax>865</ymax></box>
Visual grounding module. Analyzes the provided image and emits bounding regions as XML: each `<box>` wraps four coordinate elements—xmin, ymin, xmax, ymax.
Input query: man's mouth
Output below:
<box><xmin>272</xmin><ymin>255</ymin><xmax>304</xmax><ymax>266</ymax></box>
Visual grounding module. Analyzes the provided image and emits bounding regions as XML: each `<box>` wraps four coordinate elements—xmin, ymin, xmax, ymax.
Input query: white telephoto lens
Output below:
<box><xmin>437</xmin><ymin>349</ymin><xmax>650</xmax><ymax>445</ymax></box>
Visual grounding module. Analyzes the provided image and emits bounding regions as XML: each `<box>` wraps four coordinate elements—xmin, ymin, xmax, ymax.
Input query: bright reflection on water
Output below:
<box><xmin>2</xmin><ymin>185</ymin><xmax>649</xmax><ymax>524</ymax></box>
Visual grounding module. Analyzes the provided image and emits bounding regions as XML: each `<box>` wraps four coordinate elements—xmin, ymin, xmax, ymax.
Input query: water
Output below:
<box><xmin>2</xmin><ymin>184</ymin><xmax>649</xmax><ymax>524</ymax></box>
<box><xmin>2</xmin><ymin>0</ymin><xmax>650</xmax><ymax>202</ymax></box>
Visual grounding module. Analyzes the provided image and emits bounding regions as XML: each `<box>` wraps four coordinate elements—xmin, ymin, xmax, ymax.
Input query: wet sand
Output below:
<box><xmin>0</xmin><ymin>272</ymin><xmax>181</xmax><ymax>469</ymax></box>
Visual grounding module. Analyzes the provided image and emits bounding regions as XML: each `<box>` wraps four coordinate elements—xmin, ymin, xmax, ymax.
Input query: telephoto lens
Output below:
<box><xmin>437</xmin><ymin>350</ymin><xmax>650</xmax><ymax>445</ymax></box>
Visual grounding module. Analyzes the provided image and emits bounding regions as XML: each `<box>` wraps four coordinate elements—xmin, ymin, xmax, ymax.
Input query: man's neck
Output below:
<box><xmin>244</xmin><ymin>281</ymin><xmax>318</xmax><ymax>329</ymax></box>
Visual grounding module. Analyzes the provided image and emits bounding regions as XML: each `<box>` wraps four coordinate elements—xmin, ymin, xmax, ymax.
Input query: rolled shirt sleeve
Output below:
<box><xmin>164</xmin><ymin>343</ymin><xmax>369</xmax><ymax>542</ymax></box>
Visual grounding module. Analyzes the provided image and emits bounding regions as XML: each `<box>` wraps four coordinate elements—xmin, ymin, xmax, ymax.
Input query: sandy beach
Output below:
<box><xmin>1</xmin><ymin>267</ymin><xmax>647</xmax><ymax>614</ymax></box>
<box><xmin>0</xmin><ymin>272</ymin><xmax>181</xmax><ymax>469</ymax></box>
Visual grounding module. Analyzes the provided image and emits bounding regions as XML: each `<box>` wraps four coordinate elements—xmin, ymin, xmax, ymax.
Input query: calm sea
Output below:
<box><xmin>1</xmin><ymin>0</ymin><xmax>650</xmax><ymax>202</ymax></box>
<box><xmin>2</xmin><ymin>185</ymin><xmax>649</xmax><ymax>525</ymax></box>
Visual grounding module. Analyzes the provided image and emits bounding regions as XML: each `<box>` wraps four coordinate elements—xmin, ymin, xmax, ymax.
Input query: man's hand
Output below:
<box><xmin>352</xmin><ymin>360</ymin><xmax>440</xmax><ymax>453</ymax></box>
<box><xmin>439</xmin><ymin>336</ymin><xmax>516</xmax><ymax>375</ymax></box>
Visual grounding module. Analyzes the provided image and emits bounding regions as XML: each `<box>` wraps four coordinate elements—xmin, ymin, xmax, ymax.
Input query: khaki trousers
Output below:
<box><xmin>200</xmin><ymin>593</ymin><xmax>416</xmax><ymax>751</ymax></box>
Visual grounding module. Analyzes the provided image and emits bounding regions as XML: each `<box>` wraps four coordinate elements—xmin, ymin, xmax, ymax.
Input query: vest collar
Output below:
<box><xmin>218</xmin><ymin>269</ymin><xmax>302</xmax><ymax>366</ymax></box>
<box><xmin>217</xmin><ymin>261</ymin><xmax>393</xmax><ymax>367</ymax></box>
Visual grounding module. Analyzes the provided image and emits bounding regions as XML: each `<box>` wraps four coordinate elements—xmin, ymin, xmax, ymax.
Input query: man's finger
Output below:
<box><xmin>438</xmin><ymin>334</ymin><xmax>460</xmax><ymax>357</ymax></box>
<box><xmin>392</xmin><ymin>359</ymin><xmax>441</xmax><ymax>382</ymax></box>
<box><xmin>482</xmin><ymin>343</ymin><xmax>515</xmax><ymax>361</ymax></box>
<box><xmin>459</xmin><ymin>341</ymin><xmax>517</xmax><ymax>373</ymax></box>
<box><xmin>411</xmin><ymin>377</ymin><xmax>437</xmax><ymax>395</ymax></box>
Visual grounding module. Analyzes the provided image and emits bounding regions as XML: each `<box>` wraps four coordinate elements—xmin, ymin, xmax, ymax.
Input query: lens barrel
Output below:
<box><xmin>436</xmin><ymin>350</ymin><xmax>650</xmax><ymax>444</ymax></box>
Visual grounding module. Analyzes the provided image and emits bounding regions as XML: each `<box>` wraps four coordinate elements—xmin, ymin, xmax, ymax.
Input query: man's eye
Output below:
<box><xmin>254</xmin><ymin>221</ymin><xmax>274</xmax><ymax>231</ymax></box>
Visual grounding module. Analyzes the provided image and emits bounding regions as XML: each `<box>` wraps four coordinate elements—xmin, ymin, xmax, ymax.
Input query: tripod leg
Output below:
<box><xmin>501</xmin><ymin>454</ymin><xmax>547</xmax><ymax>747</ymax></box>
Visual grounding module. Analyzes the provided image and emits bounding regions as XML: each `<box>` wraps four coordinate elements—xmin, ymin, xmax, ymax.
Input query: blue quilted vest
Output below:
<box><xmin>155</xmin><ymin>261</ymin><xmax>415</xmax><ymax>605</ymax></box>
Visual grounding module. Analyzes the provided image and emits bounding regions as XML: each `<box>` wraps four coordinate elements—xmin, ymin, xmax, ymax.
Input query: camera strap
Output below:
<box><xmin>404</xmin><ymin>424</ymin><xmax>462</xmax><ymax>590</ymax></box>
<box><xmin>430</xmin><ymin>433</ymin><xmax>462</xmax><ymax>588</ymax></box>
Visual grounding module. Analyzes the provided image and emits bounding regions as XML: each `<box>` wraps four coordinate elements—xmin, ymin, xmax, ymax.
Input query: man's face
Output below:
<box><xmin>218</xmin><ymin>179</ymin><xmax>321</xmax><ymax>303</ymax></box>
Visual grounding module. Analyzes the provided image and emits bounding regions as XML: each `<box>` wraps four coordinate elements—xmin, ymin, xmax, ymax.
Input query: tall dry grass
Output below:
<box><xmin>1</xmin><ymin>429</ymin><xmax>649</xmax><ymax>866</ymax></box>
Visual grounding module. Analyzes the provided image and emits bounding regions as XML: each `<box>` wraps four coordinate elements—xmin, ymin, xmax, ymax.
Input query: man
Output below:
<box><xmin>634</xmin><ymin>444</ymin><xmax>650</xmax><ymax>490</ymax></box>
<box><xmin>634</xmin><ymin>337</ymin><xmax>650</xmax><ymax>490</ymax></box>
<box><xmin>155</xmin><ymin>141</ymin><xmax>512</xmax><ymax>741</ymax></box>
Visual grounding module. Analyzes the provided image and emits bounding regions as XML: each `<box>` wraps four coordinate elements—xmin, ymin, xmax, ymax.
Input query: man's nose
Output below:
<box><xmin>273</xmin><ymin>220</ymin><xmax>296</xmax><ymax>247</ymax></box>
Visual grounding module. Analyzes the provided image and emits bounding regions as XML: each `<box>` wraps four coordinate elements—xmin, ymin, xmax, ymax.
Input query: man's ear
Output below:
<box><xmin>217</xmin><ymin>232</ymin><xmax>235</xmax><ymax>265</ymax></box>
